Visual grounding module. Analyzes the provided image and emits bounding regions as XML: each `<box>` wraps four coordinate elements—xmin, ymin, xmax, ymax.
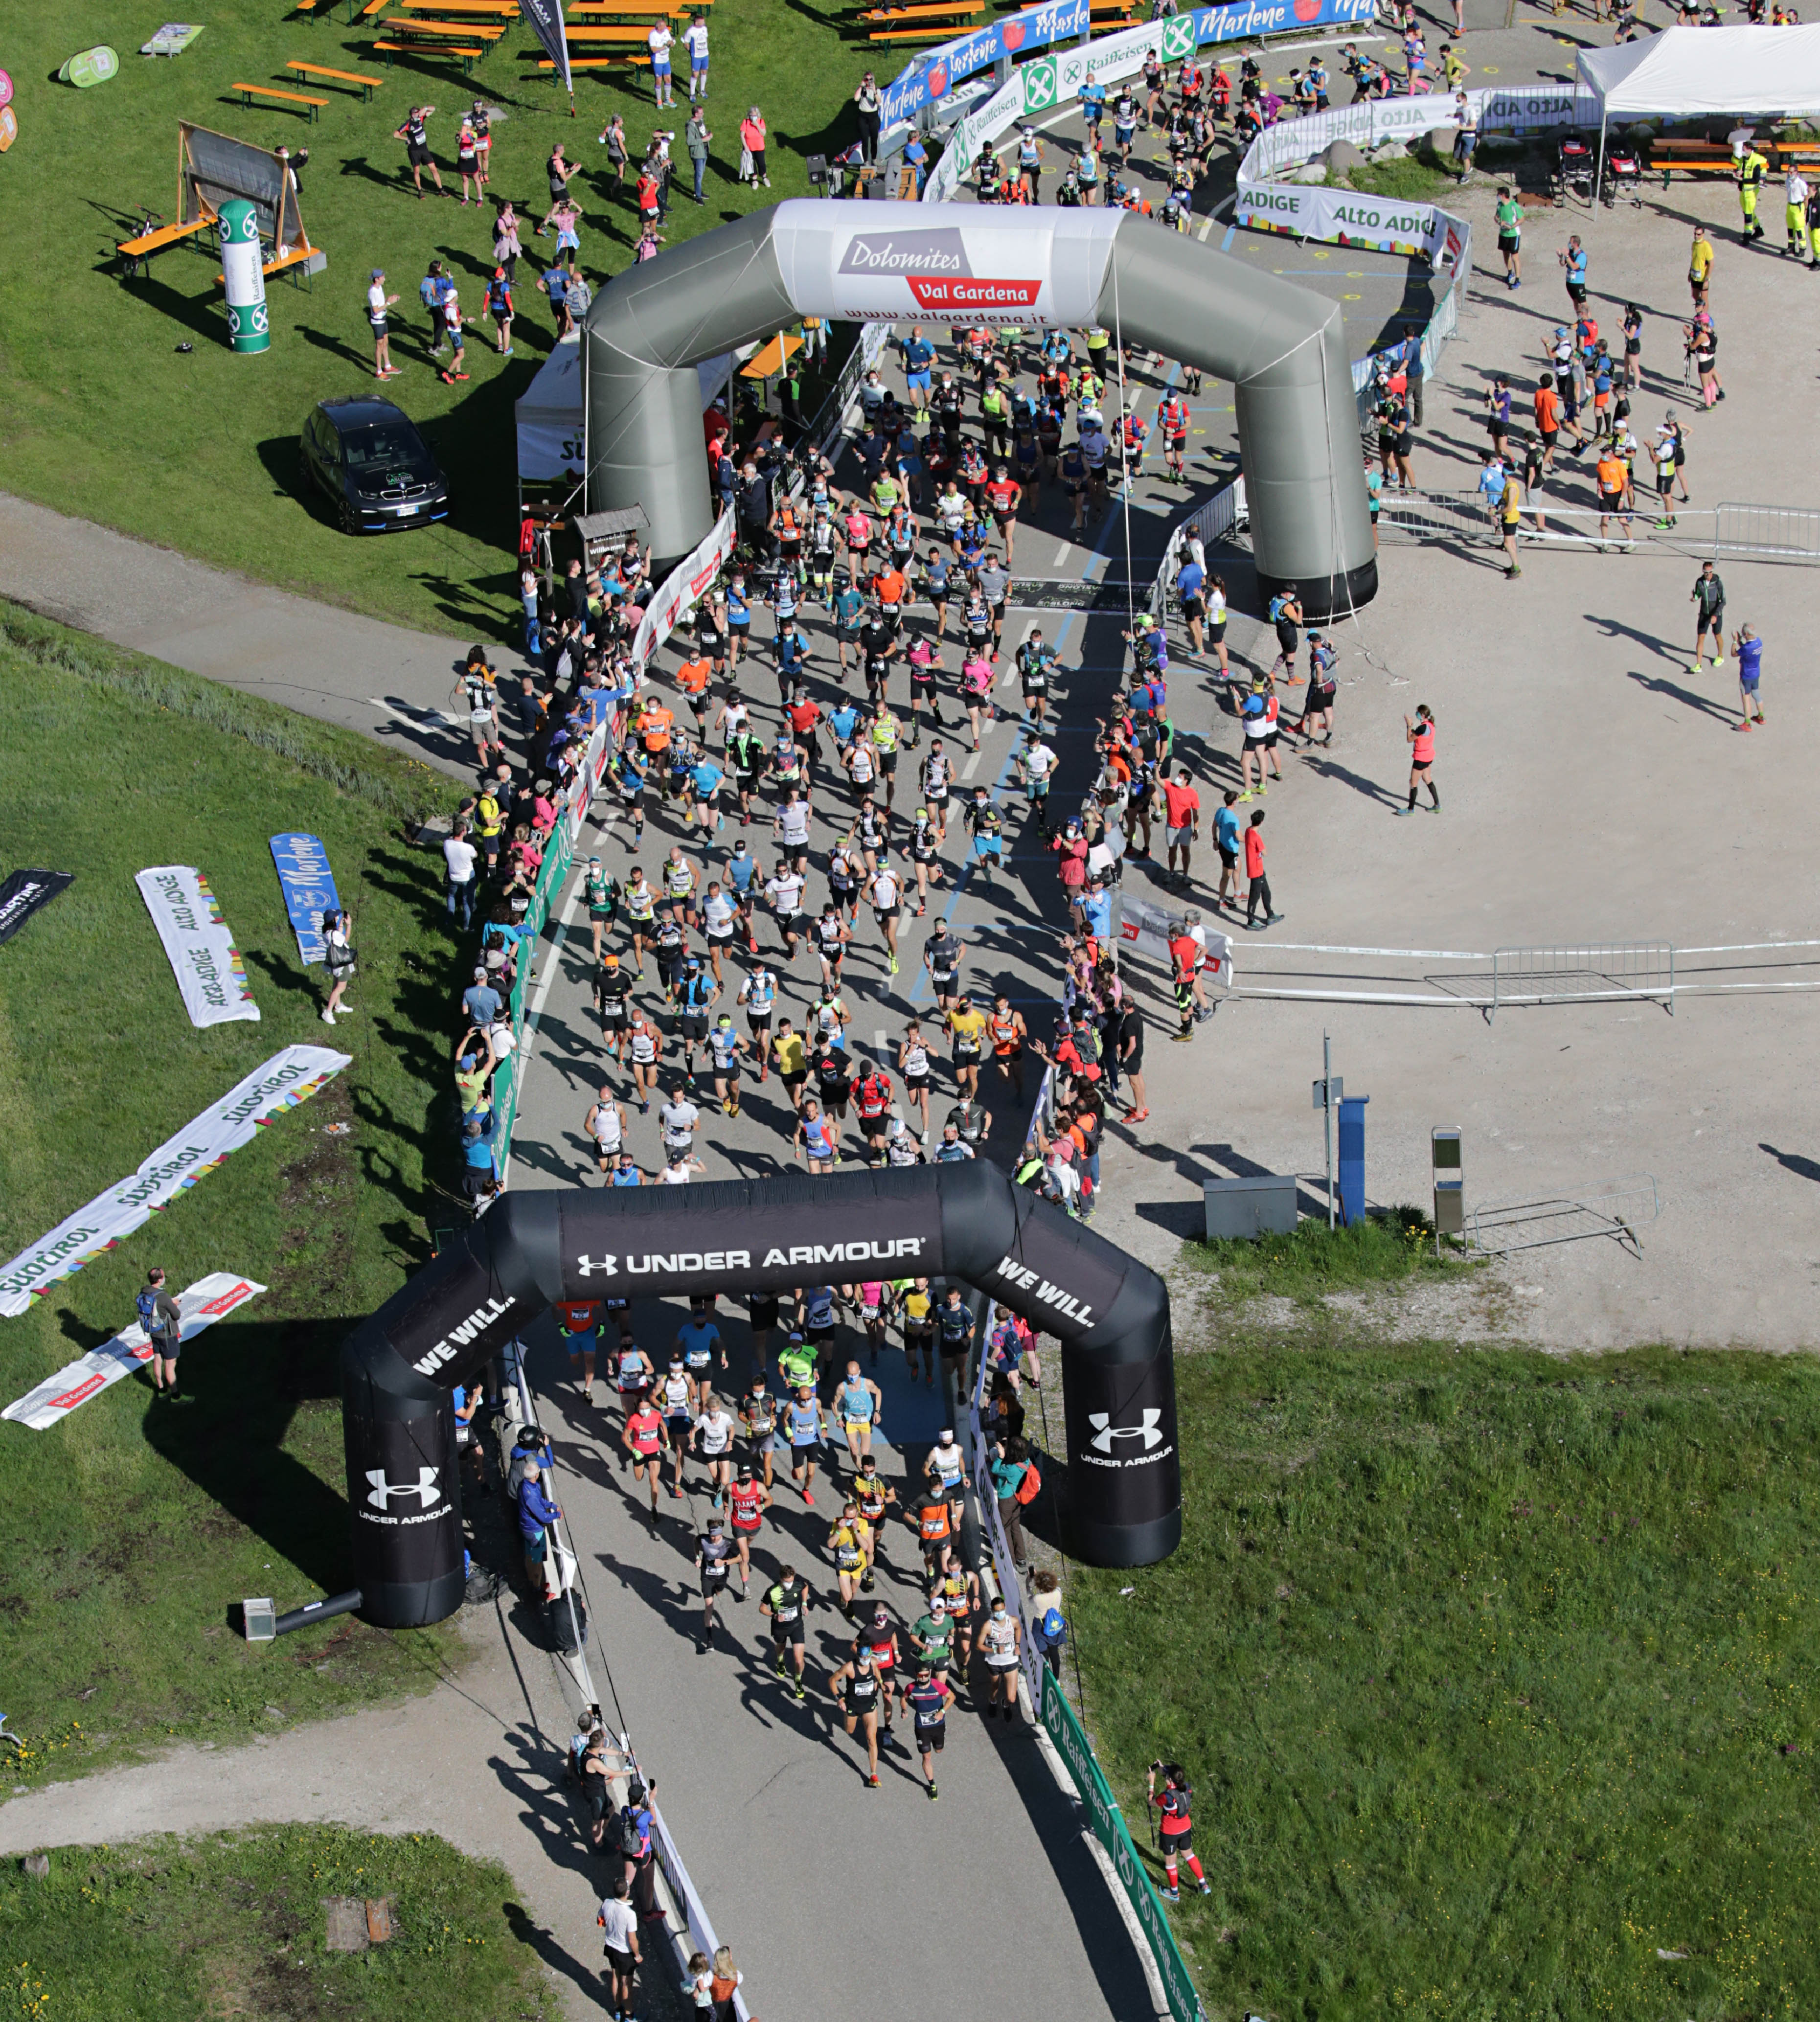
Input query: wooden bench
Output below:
<box><xmin>570</xmin><ymin>0</ymin><xmax>704</xmax><ymax>10</ymax></box>
<box><xmin>531</xmin><ymin>52</ymin><xmax>652</xmax><ymax>66</ymax></box>
<box><xmin>375</xmin><ymin>37</ymin><xmax>487</xmax><ymax>69</ymax></box>
<box><xmin>384</xmin><ymin>15</ymin><xmax>504</xmax><ymax>35</ymax></box>
<box><xmin>118</xmin><ymin>211</ymin><xmax>216</xmax><ymax>278</ymax></box>
<box><xmin>215</xmin><ymin>241</ymin><xmax>324</xmax><ymax>288</ymax></box>
<box><xmin>869</xmin><ymin>23</ymin><xmax>964</xmax><ymax>38</ymax></box>
<box><xmin>234</xmin><ymin>80</ymin><xmax>330</xmax><ymax>118</ymax></box>
<box><xmin>397</xmin><ymin>0</ymin><xmax>518</xmax><ymax>13</ymax></box>
<box><xmin>359</xmin><ymin>0</ymin><xmax>390</xmax><ymax>17</ymax></box>
<box><xmin>285</xmin><ymin>58</ymin><xmax>384</xmax><ymax>97</ymax></box>
<box><xmin>861</xmin><ymin>1</ymin><xmax>983</xmax><ymax>21</ymax></box>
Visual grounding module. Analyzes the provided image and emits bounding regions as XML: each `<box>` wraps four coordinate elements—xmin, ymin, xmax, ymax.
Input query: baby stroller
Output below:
<box><xmin>1603</xmin><ymin>136</ymin><xmax>1642</xmax><ymax>205</ymax></box>
<box><xmin>1553</xmin><ymin>131</ymin><xmax>1594</xmax><ymax>206</ymax></box>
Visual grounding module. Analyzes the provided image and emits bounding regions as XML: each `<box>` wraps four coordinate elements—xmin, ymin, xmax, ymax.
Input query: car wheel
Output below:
<box><xmin>339</xmin><ymin>499</ymin><xmax>358</xmax><ymax>536</ymax></box>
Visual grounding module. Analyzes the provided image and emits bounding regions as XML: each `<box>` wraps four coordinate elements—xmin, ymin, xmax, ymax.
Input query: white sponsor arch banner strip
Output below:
<box><xmin>0</xmin><ymin>1046</ymin><xmax>351</xmax><ymax>1318</ymax></box>
<box><xmin>137</xmin><ymin>866</ymin><xmax>261</xmax><ymax>1027</ymax></box>
<box><xmin>631</xmin><ymin>507</ymin><xmax>736</xmax><ymax>679</ymax></box>
<box><xmin>3</xmin><ymin>1273</ymin><xmax>267</xmax><ymax>1429</ymax></box>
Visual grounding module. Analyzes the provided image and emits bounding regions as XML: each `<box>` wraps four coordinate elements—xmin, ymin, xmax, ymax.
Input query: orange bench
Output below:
<box><xmin>374</xmin><ymin>36</ymin><xmax>487</xmax><ymax>68</ymax></box>
<box><xmin>118</xmin><ymin>210</ymin><xmax>216</xmax><ymax>278</ymax></box>
<box><xmin>285</xmin><ymin>58</ymin><xmax>385</xmax><ymax>97</ymax></box>
<box><xmin>531</xmin><ymin>51</ymin><xmax>652</xmax><ymax>64</ymax></box>
<box><xmin>234</xmin><ymin>80</ymin><xmax>329</xmax><ymax>117</ymax></box>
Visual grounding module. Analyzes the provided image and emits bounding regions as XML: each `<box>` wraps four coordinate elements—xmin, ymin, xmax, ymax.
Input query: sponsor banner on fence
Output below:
<box><xmin>1235</xmin><ymin>178</ymin><xmax>1449</xmax><ymax>259</ymax></box>
<box><xmin>3</xmin><ymin>1273</ymin><xmax>267</xmax><ymax>1430</ymax></box>
<box><xmin>880</xmin><ymin>0</ymin><xmax>1090</xmax><ymax>127</ymax></box>
<box><xmin>136</xmin><ymin>865</ymin><xmax>260</xmax><ymax>1027</ymax></box>
<box><xmin>970</xmin><ymin>1392</ymin><xmax>1049</xmax><ymax>1712</ymax></box>
<box><xmin>1041</xmin><ymin>1672</ymin><xmax>1206</xmax><ymax>2022</ymax></box>
<box><xmin>1114</xmin><ymin>894</ymin><xmax>1232</xmax><ymax>983</ymax></box>
<box><xmin>0</xmin><ymin>1046</ymin><xmax>351</xmax><ymax>1318</ymax></box>
<box><xmin>631</xmin><ymin>507</ymin><xmax>736</xmax><ymax>679</ymax></box>
<box><xmin>794</xmin><ymin>207</ymin><xmax>1120</xmax><ymax>327</ymax></box>
<box><xmin>269</xmin><ymin>833</ymin><xmax>341</xmax><ymax>968</ymax></box>
<box><xmin>0</xmin><ymin>868</ymin><xmax>73</xmax><ymax>945</ymax></box>
<box><xmin>1240</xmin><ymin>81</ymin><xmax>1598</xmax><ymax>181</ymax></box>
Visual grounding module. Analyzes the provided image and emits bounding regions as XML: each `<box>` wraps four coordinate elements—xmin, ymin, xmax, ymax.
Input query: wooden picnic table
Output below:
<box><xmin>570</xmin><ymin>0</ymin><xmax>705</xmax><ymax>11</ymax></box>
<box><xmin>397</xmin><ymin>0</ymin><xmax>519</xmax><ymax>13</ymax></box>
<box><xmin>564</xmin><ymin>22</ymin><xmax>663</xmax><ymax>37</ymax></box>
<box><xmin>740</xmin><ymin>332</ymin><xmax>803</xmax><ymax>377</ymax></box>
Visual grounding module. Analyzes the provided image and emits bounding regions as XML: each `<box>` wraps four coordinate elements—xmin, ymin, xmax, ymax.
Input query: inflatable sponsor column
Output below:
<box><xmin>220</xmin><ymin>198</ymin><xmax>270</xmax><ymax>355</ymax></box>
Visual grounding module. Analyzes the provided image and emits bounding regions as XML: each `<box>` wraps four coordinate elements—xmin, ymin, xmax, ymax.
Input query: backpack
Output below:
<box><xmin>1014</xmin><ymin>1460</ymin><xmax>1042</xmax><ymax>1506</ymax></box>
<box><xmin>136</xmin><ymin>1287</ymin><xmax>166</xmax><ymax>1338</ymax></box>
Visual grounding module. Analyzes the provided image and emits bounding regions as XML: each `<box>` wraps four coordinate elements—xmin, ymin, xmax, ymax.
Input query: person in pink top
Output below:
<box><xmin>1052</xmin><ymin>818</ymin><xmax>1089</xmax><ymax>926</ymax></box>
<box><xmin>740</xmin><ymin>108</ymin><xmax>770</xmax><ymax>187</ymax></box>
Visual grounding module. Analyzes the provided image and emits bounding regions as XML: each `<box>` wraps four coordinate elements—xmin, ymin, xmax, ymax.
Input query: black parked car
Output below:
<box><xmin>301</xmin><ymin>396</ymin><xmax>449</xmax><ymax>534</ymax></box>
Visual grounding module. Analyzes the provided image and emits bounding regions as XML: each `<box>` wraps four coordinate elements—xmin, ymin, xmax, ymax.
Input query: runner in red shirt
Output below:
<box><xmin>1160</xmin><ymin>767</ymin><xmax>1201</xmax><ymax>886</ymax></box>
<box><xmin>623</xmin><ymin>1399</ymin><xmax>665</xmax><ymax>1520</ymax></box>
<box><xmin>554</xmin><ymin>1298</ymin><xmax>602</xmax><ymax>1396</ymax></box>
<box><xmin>983</xmin><ymin>467</ymin><xmax>1023</xmax><ymax>563</ymax></box>
<box><xmin>727</xmin><ymin>1461</ymin><xmax>770</xmax><ymax>1597</ymax></box>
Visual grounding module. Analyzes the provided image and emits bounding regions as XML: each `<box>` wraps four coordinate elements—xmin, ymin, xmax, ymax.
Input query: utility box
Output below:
<box><xmin>1432</xmin><ymin>1128</ymin><xmax>1464</xmax><ymax>1236</ymax></box>
<box><xmin>242</xmin><ymin>1597</ymin><xmax>276</xmax><ymax>1643</ymax></box>
<box><xmin>1337</xmin><ymin>1095</ymin><xmax>1369</xmax><ymax>1227</ymax></box>
<box><xmin>1204</xmin><ymin>1175</ymin><xmax>1297</xmax><ymax>1241</ymax></box>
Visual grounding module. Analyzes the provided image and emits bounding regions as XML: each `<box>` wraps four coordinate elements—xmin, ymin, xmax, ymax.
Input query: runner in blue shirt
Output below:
<box><xmin>1732</xmin><ymin>622</ymin><xmax>1765</xmax><ymax>730</ymax></box>
<box><xmin>785</xmin><ymin>1385</ymin><xmax>827</xmax><ymax>1503</ymax></box>
<box><xmin>902</xmin><ymin>325</ymin><xmax>935</xmax><ymax>410</ymax></box>
<box><xmin>1079</xmin><ymin>71</ymin><xmax>1107</xmax><ymax>141</ymax></box>
<box><xmin>675</xmin><ymin>1302</ymin><xmax>725</xmax><ymax>1410</ymax></box>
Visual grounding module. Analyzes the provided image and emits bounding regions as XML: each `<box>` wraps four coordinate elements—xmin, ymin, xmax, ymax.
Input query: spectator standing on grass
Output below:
<box><xmin>740</xmin><ymin>107</ymin><xmax>770</xmax><ymax>188</ymax></box>
<box><xmin>395</xmin><ymin>106</ymin><xmax>443</xmax><ymax>199</ymax></box>
<box><xmin>686</xmin><ymin>106</ymin><xmax>711</xmax><ymax>204</ymax></box>
<box><xmin>366</xmin><ymin>270</ymin><xmax>400</xmax><ymax>379</ymax></box>
<box><xmin>137</xmin><ymin>1269</ymin><xmax>183</xmax><ymax>1398</ymax></box>
<box><xmin>321</xmin><ymin>908</ymin><xmax>356</xmax><ymax>1024</ymax></box>
<box><xmin>685</xmin><ymin>14</ymin><xmax>710</xmax><ymax>100</ymax></box>
<box><xmin>648</xmin><ymin>19</ymin><xmax>676</xmax><ymax>108</ymax></box>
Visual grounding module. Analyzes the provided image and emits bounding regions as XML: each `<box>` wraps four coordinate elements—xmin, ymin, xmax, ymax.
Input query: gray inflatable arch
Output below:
<box><xmin>342</xmin><ymin>1165</ymin><xmax>1180</xmax><ymax>1627</ymax></box>
<box><xmin>583</xmin><ymin>200</ymin><xmax>1376</xmax><ymax>620</ymax></box>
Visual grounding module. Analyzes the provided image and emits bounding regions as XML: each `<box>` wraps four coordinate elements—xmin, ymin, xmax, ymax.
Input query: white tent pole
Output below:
<box><xmin>1595</xmin><ymin>108</ymin><xmax>1607</xmax><ymax>208</ymax></box>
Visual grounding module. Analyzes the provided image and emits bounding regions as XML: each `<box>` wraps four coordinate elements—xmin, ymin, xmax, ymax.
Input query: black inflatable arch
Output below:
<box><xmin>342</xmin><ymin>1166</ymin><xmax>1180</xmax><ymax>1625</ymax></box>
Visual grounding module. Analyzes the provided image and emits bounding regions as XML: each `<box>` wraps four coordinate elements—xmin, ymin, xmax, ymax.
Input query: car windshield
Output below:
<box><xmin>341</xmin><ymin>423</ymin><xmax>424</xmax><ymax>468</ymax></box>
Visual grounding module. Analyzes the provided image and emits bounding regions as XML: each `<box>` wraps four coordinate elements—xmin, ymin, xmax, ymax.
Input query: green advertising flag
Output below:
<box><xmin>1041</xmin><ymin>1670</ymin><xmax>1206</xmax><ymax>2022</ymax></box>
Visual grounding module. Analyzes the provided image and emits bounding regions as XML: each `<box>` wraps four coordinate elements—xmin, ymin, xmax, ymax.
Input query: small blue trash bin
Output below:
<box><xmin>1337</xmin><ymin>1094</ymin><xmax>1369</xmax><ymax>1227</ymax></box>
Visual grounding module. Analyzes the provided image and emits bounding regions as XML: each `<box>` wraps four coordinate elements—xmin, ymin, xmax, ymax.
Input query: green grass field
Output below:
<box><xmin>0</xmin><ymin>0</ymin><xmax>876</xmax><ymax>637</ymax></box>
<box><xmin>1067</xmin><ymin>1338</ymin><xmax>1820</xmax><ymax>2022</ymax></box>
<box><xmin>0</xmin><ymin>1827</ymin><xmax>556</xmax><ymax>2021</ymax></box>
<box><xmin>0</xmin><ymin>602</ymin><xmax>472</xmax><ymax>1779</ymax></box>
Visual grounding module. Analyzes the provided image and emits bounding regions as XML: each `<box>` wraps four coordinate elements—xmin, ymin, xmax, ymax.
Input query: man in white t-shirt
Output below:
<box><xmin>444</xmin><ymin>821</ymin><xmax>478</xmax><ymax>930</ymax></box>
<box><xmin>683</xmin><ymin>14</ymin><xmax>709</xmax><ymax>100</ymax></box>
<box><xmin>597</xmin><ymin>1876</ymin><xmax>640</xmax><ymax>2016</ymax></box>
<box><xmin>764</xmin><ymin>866</ymin><xmax>806</xmax><ymax>962</ymax></box>
<box><xmin>367</xmin><ymin>269</ymin><xmax>400</xmax><ymax>380</ymax></box>
<box><xmin>647</xmin><ymin>20</ymin><xmax>674</xmax><ymax>107</ymax></box>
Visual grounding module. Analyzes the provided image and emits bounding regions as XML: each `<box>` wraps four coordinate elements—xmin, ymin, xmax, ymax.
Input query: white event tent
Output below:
<box><xmin>1578</xmin><ymin>26</ymin><xmax>1820</xmax><ymax>198</ymax></box>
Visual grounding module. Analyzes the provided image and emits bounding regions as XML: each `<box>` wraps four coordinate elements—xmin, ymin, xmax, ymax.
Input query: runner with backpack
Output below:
<box><xmin>136</xmin><ymin>1269</ymin><xmax>183</xmax><ymax>1398</ymax></box>
<box><xmin>1147</xmin><ymin>1761</ymin><xmax>1214</xmax><ymax>1902</ymax></box>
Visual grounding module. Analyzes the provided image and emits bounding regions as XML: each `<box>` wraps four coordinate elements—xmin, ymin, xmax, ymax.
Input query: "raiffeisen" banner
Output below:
<box><xmin>778</xmin><ymin>206</ymin><xmax>1120</xmax><ymax>328</ymax></box>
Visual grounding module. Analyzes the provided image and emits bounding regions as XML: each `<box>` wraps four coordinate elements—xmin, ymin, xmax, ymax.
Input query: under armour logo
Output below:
<box><xmin>1088</xmin><ymin>1409</ymin><xmax>1163</xmax><ymax>1454</ymax></box>
<box><xmin>365</xmin><ymin>1467</ymin><xmax>442</xmax><ymax>1511</ymax></box>
<box><xmin>576</xmin><ymin>1253</ymin><xmax>619</xmax><ymax>1279</ymax></box>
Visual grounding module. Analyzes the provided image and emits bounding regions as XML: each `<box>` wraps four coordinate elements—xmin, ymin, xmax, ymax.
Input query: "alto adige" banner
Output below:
<box><xmin>2</xmin><ymin>1272</ymin><xmax>267</xmax><ymax>1429</ymax></box>
<box><xmin>137</xmin><ymin>865</ymin><xmax>260</xmax><ymax>1027</ymax></box>
<box><xmin>0</xmin><ymin>1046</ymin><xmax>350</xmax><ymax>1318</ymax></box>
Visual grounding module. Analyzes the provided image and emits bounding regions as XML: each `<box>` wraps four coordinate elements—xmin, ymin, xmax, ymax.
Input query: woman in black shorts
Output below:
<box><xmin>1206</xmin><ymin>572</ymin><xmax>1229</xmax><ymax>681</ymax></box>
<box><xmin>897</xmin><ymin>1020</ymin><xmax>933</xmax><ymax>1139</ymax></box>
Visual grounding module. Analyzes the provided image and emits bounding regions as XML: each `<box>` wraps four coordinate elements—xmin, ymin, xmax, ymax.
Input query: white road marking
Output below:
<box><xmin>961</xmin><ymin>750</ymin><xmax>984</xmax><ymax>780</ymax></box>
<box><xmin>874</xmin><ymin>1027</ymin><xmax>888</xmax><ymax>1049</ymax></box>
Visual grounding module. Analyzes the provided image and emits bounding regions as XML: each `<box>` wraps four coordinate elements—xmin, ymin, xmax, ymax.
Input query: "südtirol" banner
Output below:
<box><xmin>137</xmin><ymin>865</ymin><xmax>261</xmax><ymax>1027</ymax></box>
<box><xmin>0</xmin><ymin>1046</ymin><xmax>350</xmax><ymax>1318</ymax></box>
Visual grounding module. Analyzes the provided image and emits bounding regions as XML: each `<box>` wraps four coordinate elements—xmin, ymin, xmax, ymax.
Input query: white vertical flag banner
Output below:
<box><xmin>136</xmin><ymin>866</ymin><xmax>261</xmax><ymax>1026</ymax></box>
<box><xmin>3</xmin><ymin>1274</ymin><xmax>268</xmax><ymax>1429</ymax></box>
<box><xmin>0</xmin><ymin>1046</ymin><xmax>351</xmax><ymax>1318</ymax></box>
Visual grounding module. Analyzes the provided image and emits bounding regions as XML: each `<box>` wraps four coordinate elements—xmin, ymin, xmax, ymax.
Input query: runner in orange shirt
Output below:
<box><xmin>640</xmin><ymin>699</ymin><xmax>675</xmax><ymax>759</ymax></box>
<box><xmin>983</xmin><ymin>466</ymin><xmax>1023</xmax><ymax>563</ymax></box>
<box><xmin>675</xmin><ymin>652</ymin><xmax>713</xmax><ymax>737</ymax></box>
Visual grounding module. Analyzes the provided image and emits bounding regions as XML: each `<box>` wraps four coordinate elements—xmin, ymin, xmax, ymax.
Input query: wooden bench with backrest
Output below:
<box><xmin>285</xmin><ymin>58</ymin><xmax>385</xmax><ymax>98</ymax></box>
<box><xmin>235</xmin><ymin>81</ymin><xmax>330</xmax><ymax>118</ymax></box>
<box><xmin>118</xmin><ymin>210</ymin><xmax>217</xmax><ymax>278</ymax></box>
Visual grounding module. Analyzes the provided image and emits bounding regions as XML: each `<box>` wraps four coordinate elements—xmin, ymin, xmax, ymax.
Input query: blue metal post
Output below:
<box><xmin>1337</xmin><ymin>1095</ymin><xmax>1369</xmax><ymax>1227</ymax></box>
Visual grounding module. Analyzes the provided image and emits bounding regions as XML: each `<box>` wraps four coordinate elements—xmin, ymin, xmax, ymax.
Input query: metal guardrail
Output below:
<box><xmin>1467</xmin><ymin>1174</ymin><xmax>1661</xmax><ymax>1256</ymax></box>
<box><xmin>1381</xmin><ymin>494</ymin><xmax>1820</xmax><ymax>564</ymax></box>
<box><xmin>1490</xmin><ymin>942</ymin><xmax>1674</xmax><ymax>1022</ymax></box>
